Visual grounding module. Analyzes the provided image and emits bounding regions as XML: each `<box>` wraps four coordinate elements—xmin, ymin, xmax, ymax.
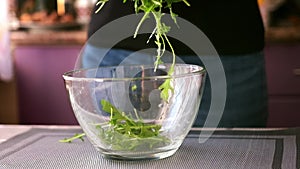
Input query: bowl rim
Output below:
<box><xmin>63</xmin><ymin>64</ymin><xmax>205</xmax><ymax>82</ymax></box>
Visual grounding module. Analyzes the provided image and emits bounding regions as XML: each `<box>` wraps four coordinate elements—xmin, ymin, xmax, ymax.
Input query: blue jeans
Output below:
<box><xmin>80</xmin><ymin>45</ymin><xmax>268</xmax><ymax>127</ymax></box>
<box><xmin>182</xmin><ymin>52</ymin><xmax>268</xmax><ymax>127</ymax></box>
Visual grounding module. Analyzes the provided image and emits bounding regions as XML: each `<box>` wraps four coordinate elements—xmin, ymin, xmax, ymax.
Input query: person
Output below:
<box><xmin>83</xmin><ymin>0</ymin><xmax>268</xmax><ymax>128</ymax></box>
<box><xmin>0</xmin><ymin>0</ymin><xmax>13</xmax><ymax>82</ymax></box>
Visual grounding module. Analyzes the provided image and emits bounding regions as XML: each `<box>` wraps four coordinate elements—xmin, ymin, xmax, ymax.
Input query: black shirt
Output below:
<box><xmin>88</xmin><ymin>0</ymin><xmax>265</xmax><ymax>56</ymax></box>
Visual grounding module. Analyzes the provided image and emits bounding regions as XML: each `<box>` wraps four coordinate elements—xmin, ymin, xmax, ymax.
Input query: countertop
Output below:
<box><xmin>10</xmin><ymin>30</ymin><xmax>87</xmax><ymax>46</ymax></box>
<box><xmin>0</xmin><ymin>125</ymin><xmax>285</xmax><ymax>143</ymax></box>
<box><xmin>9</xmin><ymin>26</ymin><xmax>300</xmax><ymax>46</ymax></box>
<box><xmin>0</xmin><ymin>125</ymin><xmax>80</xmax><ymax>144</ymax></box>
<box><xmin>265</xmin><ymin>26</ymin><xmax>300</xmax><ymax>43</ymax></box>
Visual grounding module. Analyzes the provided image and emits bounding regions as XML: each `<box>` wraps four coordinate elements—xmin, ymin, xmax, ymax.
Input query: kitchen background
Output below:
<box><xmin>0</xmin><ymin>0</ymin><xmax>300</xmax><ymax>126</ymax></box>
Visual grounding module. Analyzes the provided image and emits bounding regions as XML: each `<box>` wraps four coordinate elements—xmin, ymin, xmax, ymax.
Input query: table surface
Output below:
<box><xmin>0</xmin><ymin>125</ymin><xmax>285</xmax><ymax>143</ymax></box>
<box><xmin>0</xmin><ymin>125</ymin><xmax>81</xmax><ymax>144</ymax></box>
<box><xmin>0</xmin><ymin>125</ymin><xmax>299</xmax><ymax>169</ymax></box>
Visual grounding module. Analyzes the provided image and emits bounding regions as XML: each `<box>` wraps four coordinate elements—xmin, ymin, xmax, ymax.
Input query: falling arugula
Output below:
<box><xmin>97</xmin><ymin>0</ymin><xmax>190</xmax><ymax>102</ymax></box>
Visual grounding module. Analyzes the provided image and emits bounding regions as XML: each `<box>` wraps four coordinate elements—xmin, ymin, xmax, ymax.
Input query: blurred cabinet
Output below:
<box><xmin>265</xmin><ymin>43</ymin><xmax>300</xmax><ymax>127</ymax></box>
<box><xmin>14</xmin><ymin>45</ymin><xmax>81</xmax><ymax>124</ymax></box>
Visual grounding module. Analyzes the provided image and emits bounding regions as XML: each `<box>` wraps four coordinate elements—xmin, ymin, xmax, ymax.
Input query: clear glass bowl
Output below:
<box><xmin>63</xmin><ymin>64</ymin><xmax>205</xmax><ymax>160</ymax></box>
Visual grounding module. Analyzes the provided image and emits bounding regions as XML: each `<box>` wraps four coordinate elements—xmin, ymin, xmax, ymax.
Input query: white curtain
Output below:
<box><xmin>0</xmin><ymin>0</ymin><xmax>13</xmax><ymax>82</ymax></box>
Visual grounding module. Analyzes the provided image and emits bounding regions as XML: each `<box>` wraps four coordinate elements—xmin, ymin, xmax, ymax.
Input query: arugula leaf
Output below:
<box><xmin>59</xmin><ymin>133</ymin><xmax>86</xmax><ymax>143</ymax></box>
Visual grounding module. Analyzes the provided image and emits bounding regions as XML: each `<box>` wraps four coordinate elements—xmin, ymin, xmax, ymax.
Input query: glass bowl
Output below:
<box><xmin>63</xmin><ymin>64</ymin><xmax>205</xmax><ymax>160</ymax></box>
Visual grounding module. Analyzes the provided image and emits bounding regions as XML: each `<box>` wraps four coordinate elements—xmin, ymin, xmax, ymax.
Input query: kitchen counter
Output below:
<box><xmin>9</xmin><ymin>26</ymin><xmax>300</xmax><ymax>46</ymax></box>
<box><xmin>266</xmin><ymin>26</ymin><xmax>300</xmax><ymax>43</ymax></box>
<box><xmin>10</xmin><ymin>30</ymin><xmax>87</xmax><ymax>46</ymax></box>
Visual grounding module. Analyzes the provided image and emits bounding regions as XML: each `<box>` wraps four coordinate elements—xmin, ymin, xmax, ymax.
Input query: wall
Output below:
<box><xmin>14</xmin><ymin>45</ymin><xmax>81</xmax><ymax>125</ymax></box>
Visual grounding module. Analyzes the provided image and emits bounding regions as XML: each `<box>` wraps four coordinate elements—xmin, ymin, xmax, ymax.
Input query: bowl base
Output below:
<box><xmin>97</xmin><ymin>148</ymin><xmax>179</xmax><ymax>161</ymax></box>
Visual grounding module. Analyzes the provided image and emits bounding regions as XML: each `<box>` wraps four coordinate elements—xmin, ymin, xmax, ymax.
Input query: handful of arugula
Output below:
<box><xmin>60</xmin><ymin>100</ymin><xmax>170</xmax><ymax>151</ymax></box>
